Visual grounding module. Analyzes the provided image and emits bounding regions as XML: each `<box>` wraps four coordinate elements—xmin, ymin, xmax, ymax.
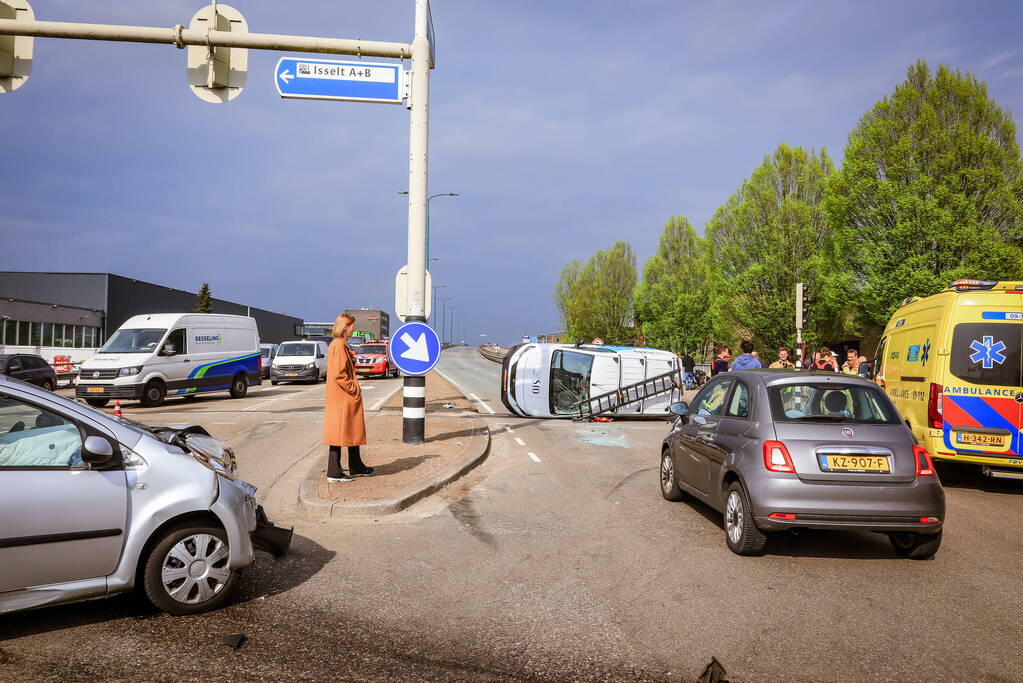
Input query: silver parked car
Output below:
<box><xmin>0</xmin><ymin>375</ymin><xmax>291</xmax><ymax>616</ymax></box>
<box><xmin>660</xmin><ymin>371</ymin><xmax>945</xmax><ymax>558</ymax></box>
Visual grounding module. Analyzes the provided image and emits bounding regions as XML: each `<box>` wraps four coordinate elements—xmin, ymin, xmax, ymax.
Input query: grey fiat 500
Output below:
<box><xmin>660</xmin><ymin>371</ymin><xmax>945</xmax><ymax>558</ymax></box>
<box><xmin>0</xmin><ymin>375</ymin><xmax>291</xmax><ymax>616</ymax></box>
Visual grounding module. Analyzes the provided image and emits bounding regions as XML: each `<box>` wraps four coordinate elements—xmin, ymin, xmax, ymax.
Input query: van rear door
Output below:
<box><xmin>942</xmin><ymin>299</ymin><xmax>1023</xmax><ymax>458</ymax></box>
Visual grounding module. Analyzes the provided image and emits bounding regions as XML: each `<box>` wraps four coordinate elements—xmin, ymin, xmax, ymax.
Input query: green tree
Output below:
<box><xmin>554</xmin><ymin>241</ymin><xmax>637</xmax><ymax>344</ymax></box>
<box><xmin>194</xmin><ymin>282</ymin><xmax>213</xmax><ymax>313</ymax></box>
<box><xmin>633</xmin><ymin>216</ymin><xmax>712</xmax><ymax>355</ymax></box>
<box><xmin>705</xmin><ymin>143</ymin><xmax>835</xmax><ymax>359</ymax></box>
<box><xmin>825</xmin><ymin>60</ymin><xmax>1023</xmax><ymax>334</ymax></box>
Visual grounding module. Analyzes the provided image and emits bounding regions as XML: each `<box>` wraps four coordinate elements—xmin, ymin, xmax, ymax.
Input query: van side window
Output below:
<box><xmin>873</xmin><ymin>338</ymin><xmax>887</xmax><ymax>380</ymax></box>
<box><xmin>166</xmin><ymin>329</ymin><xmax>187</xmax><ymax>355</ymax></box>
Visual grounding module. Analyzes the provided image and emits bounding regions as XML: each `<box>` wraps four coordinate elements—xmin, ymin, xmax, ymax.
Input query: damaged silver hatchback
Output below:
<box><xmin>0</xmin><ymin>375</ymin><xmax>291</xmax><ymax>616</ymax></box>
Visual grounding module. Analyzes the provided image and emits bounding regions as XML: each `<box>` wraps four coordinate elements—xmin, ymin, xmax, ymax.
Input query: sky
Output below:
<box><xmin>3</xmin><ymin>1</ymin><xmax>1023</xmax><ymax>347</ymax></box>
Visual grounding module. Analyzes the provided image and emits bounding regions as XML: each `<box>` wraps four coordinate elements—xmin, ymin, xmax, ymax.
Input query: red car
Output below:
<box><xmin>354</xmin><ymin>342</ymin><xmax>399</xmax><ymax>378</ymax></box>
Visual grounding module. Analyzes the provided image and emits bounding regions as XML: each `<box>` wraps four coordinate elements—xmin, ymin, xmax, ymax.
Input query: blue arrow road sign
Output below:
<box><xmin>390</xmin><ymin>322</ymin><xmax>442</xmax><ymax>376</ymax></box>
<box><xmin>274</xmin><ymin>57</ymin><xmax>403</xmax><ymax>104</ymax></box>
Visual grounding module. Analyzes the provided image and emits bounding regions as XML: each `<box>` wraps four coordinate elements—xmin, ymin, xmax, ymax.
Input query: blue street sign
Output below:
<box><xmin>274</xmin><ymin>57</ymin><xmax>403</xmax><ymax>104</ymax></box>
<box><xmin>390</xmin><ymin>322</ymin><xmax>442</xmax><ymax>376</ymax></box>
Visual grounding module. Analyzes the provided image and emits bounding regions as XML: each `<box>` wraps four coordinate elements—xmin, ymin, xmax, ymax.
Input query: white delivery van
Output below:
<box><xmin>76</xmin><ymin>314</ymin><xmax>260</xmax><ymax>407</ymax></box>
<box><xmin>270</xmin><ymin>340</ymin><xmax>328</xmax><ymax>385</ymax></box>
<box><xmin>501</xmin><ymin>343</ymin><xmax>683</xmax><ymax>418</ymax></box>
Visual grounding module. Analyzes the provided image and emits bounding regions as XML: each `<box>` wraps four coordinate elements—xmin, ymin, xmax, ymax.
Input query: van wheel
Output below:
<box><xmin>229</xmin><ymin>374</ymin><xmax>248</xmax><ymax>399</ymax></box>
<box><xmin>86</xmin><ymin>398</ymin><xmax>109</xmax><ymax>408</ymax></box>
<box><xmin>141</xmin><ymin>380</ymin><xmax>166</xmax><ymax>407</ymax></box>
<box><xmin>142</xmin><ymin>524</ymin><xmax>241</xmax><ymax>615</ymax></box>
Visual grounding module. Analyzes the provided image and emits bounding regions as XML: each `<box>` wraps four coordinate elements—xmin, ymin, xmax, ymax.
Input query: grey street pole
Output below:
<box><xmin>446</xmin><ymin>306</ymin><xmax>459</xmax><ymax>346</ymax></box>
<box><xmin>401</xmin><ymin>0</ymin><xmax>432</xmax><ymax>445</ymax></box>
<box><xmin>436</xmin><ymin>296</ymin><xmax>450</xmax><ymax>344</ymax></box>
<box><xmin>432</xmin><ymin>284</ymin><xmax>447</xmax><ymax>331</ymax></box>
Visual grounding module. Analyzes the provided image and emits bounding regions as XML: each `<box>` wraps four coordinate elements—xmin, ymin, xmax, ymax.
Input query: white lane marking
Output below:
<box><xmin>436</xmin><ymin>370</ymin><xmax>497</xmax><ymax>415</ymax></box>
<box><xmin>242</xmin><ymin>385</ymin><xmax>320</xmax><ymax>412</ymax></box>
<box><xmin>527</xmin><ymin>452</ymin><xmax>541</xmax><ymax>463</ymax></box>
<box><xmin>468</xmin><ymin>393</ymin><xmax>496</xmax><ymax>415</ymax></box>
<box><xmin>503</xmin><ymin>425</ymin><xmax>514</xmax><ymax>433</ymax></box>
<box><xmin>514</xmin><ymin>437</ymin><xmax>526</xmax><ymax>446</ymax></box>
<box><xmin>370</xmin><ymin>383</ymin><xmax>403</xmax><ymax>412</ymax></box>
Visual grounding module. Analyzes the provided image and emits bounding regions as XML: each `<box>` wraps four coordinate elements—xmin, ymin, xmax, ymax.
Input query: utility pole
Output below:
<box><xmin>0</xmin><ymin>0</ymin><xmax>437</xmax><ymax>444</ymax></box>
<box><xmin>795</xmin><ymin>282</ymin><xmax>805</xmax><ymax>368</ymax></box>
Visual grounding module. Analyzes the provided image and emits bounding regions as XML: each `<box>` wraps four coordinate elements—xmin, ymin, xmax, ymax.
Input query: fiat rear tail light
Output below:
<box><xmin>928</xmin><ymin>383</ymin><xmax>943</xmax><ymax>429</ymax></box>
<box><xmin>763</xmin><ymin>440</ymin><xmax>796</xmax><ymax>473</ymax></box>
<box><xmin>914</xmin><ymin>445</ymin><xmax>936</xmax><ymax>477</ymax></box>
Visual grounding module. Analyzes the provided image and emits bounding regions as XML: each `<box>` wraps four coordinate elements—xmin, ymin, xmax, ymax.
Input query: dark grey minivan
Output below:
<box><xmin>660</xmin><ymin>371</ymin><xmax>945</xmax><ymax>558</ymax></box>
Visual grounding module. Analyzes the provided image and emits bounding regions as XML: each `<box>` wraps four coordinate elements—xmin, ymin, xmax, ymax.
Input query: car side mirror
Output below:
<box><xmin>161</xmin><ymin>343</ymin><xmax>177</xmax><ymax>357</ymax></box>
<box><xmin>669</xmin><ymin>401</ymin><xmax>689</xmax><ymax>416</ymax></box>
<box><xmin>81</xmin><ymin>435</ymin><xmax>116</xmax><ymax>467</ymax></box>
<box><xmin>317</xmin><ymin>353</ymin><xmax>325</xmax><ymax>359</ymax></box>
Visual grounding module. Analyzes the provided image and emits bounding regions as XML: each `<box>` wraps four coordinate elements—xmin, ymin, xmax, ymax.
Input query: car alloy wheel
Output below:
<box><xmin>660</xmin><ymin>451</ymin><xmax>684</xmax><ymax>501</ymax></box>
<box><xmin>725</xmin><ymin>490</ymin><xmax>744</xmax><ymax>546</ymax></box>
<box><xmin>161</xmin><ymin>533</ymin><xmax>232</xmax><ymax>605</ymax></box>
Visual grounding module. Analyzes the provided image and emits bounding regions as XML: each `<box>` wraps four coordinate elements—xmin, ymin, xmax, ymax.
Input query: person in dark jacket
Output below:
<box><xmin>711</xmin><ymin>345</ymin><xmax>731</xmax><ymax>376</ymax></box>
<box><xmin>682</xmin><ymin>352</ymin><xmax>696</xmax><ymax>389</ymax></box>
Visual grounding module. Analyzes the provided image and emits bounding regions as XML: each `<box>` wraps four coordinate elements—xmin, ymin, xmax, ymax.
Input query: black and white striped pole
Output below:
<box><xmin>401</xmin><ymin>0</ymin><xmax>432</xmax><ymax>445</ymax></box>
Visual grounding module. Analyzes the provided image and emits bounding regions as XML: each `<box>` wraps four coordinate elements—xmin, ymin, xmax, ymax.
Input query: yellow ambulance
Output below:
<box><xmin>875</xmin><ymin>280</ymin><xmax>1023</xmax><ymax>479</ymax></box>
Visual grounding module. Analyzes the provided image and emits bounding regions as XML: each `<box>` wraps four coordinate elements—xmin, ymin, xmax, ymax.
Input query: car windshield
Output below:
<box><xmin>277</xmin><ymin>343</ymin><xmax>315</xmax><ymax>357</ymax></box>
<box><xmin>357</xmin><ymin>345</ymin><xmax>386</xmax><ymax>355</ymax></box>
<box><xmin>768</xmin><ymin>382</ymin><xmax>900</xmax><ymax>424</ymax></box>
<box><xmin>99</xmin><ymin>328</ymin><xmax>167</xmax><ymax>354</ymax></box>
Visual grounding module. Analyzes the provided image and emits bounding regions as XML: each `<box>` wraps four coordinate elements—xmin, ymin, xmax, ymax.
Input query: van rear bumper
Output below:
<box><xmin>75</xmin><ymin>383</ymin><xmax>141</xmax><ymax>399</ymax></box>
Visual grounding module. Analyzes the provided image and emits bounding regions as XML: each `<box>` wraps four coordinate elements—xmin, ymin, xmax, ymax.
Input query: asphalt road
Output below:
<box><xmin>4</xmin><ymin>347</ymin><xmax>1023</xmax><ymax>682</ymax></box>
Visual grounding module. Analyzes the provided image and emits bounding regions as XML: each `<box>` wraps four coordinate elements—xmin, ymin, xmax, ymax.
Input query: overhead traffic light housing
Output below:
<box><xmin>186</xmin><ymin>3</ymin><xmax>248</xmax><ymax>103</ymax></box>
<box><xmin>0</xmin><ymin>0</ymin><xmax>33</xmax><ymax>94</ymax></box>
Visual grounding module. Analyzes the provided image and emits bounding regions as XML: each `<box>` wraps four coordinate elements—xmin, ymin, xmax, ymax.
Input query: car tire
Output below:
<box><xmin>889</xmin><ymin>530</ymin><xmax>942</xmax><ymax>559</ymax></box>
<box><xmin>142</xmin><ymin>524</ymin><xmax>241</xmax><ymax>616</ymax></box>
<box><xmin>229</xmin><ymin>374</ymin><xmax>248</xmax><ymax>399</ymax></box>
<box><xmin>85</xmin><ymin>398</ymin><xmax>109</xmax><ymax>408</ymax></box>
<box><xmin>140</xmin><ymin>380</ymin><xmax>166</xmax><ymax>407</ymax></box>
<box><xmin>184</xmin><ymin>393</ymin><xmax>199</xmax><ymax>401</ymax></box>
<box><xmin>271</xmin><ymin>380</ymin><xmax>278</xmax><ymax>386</ymax></box>
<box><xmin>660</xmin><ymin>450</ymin><xmax>684</xmax><ymax>501</ymax></box>
<box><xmin>724</xmin><ymin>482</ymin><xmax>768</xmax><ymax>556</ymax></box>
<box><xmin>41</xmin><ymin>379</ymin><xmax>54</xmax><ymax>391</ymax></box>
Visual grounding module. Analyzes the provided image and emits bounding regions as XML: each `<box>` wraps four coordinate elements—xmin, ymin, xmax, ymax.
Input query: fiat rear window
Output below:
<box><xmin>949</xmin><ymin>323</ymin><xmax>1022</xmax><ymax>388</ymax></box>
<box><xmin>768</xmin><ymin>383</ymin><xmax>900</xmax><ymax>424</ymax></box>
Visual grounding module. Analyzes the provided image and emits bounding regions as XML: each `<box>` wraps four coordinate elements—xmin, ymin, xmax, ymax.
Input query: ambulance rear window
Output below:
<box><xmin>949</xmin><ymin>323</ymin><xmax>1022</xmax><ymax>388</ymax></box>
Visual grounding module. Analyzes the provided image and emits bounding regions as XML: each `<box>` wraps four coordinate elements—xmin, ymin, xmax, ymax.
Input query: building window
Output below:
<box><xmin>30</xmin><ymin>322</ymin><xmax>42</xmax><ymax>346</ymax></box>
<box><xmin>17</xmin><ymin>321</ymin><xmax>29</xmax><ymax>346</ymax></box>
<box><xmin>43</xmin><ymin>323</ymin><xmax>54</xmax><ymax>347</ymax></box>
<box><xmin>74</xmin><ymin>325</ymin><xmax>84</xmax><ymax>348</ymax></box>
<box><xmin>60</xmin><ymin>324</ymin><xmax>73</xmax><ymax>347</ymax></box>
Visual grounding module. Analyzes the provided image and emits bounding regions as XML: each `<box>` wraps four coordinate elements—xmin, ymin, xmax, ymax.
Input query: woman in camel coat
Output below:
<box><xmin>323</xmin><ymin>313</ymin><xmax>372</xmax><ymax>482</ymax></box>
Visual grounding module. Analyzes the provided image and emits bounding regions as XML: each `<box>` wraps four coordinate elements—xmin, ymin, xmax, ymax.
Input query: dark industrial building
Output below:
<box><xmin>0</xmin><ymin>272</ymin><xmax>303</xmax><ymax>350</ymax></box>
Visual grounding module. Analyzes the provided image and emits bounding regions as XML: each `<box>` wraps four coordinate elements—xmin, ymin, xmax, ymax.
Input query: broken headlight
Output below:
<box><xmin>184</xmin><ymin>434</ymin><xmax>238</xmax><ymax>480</ymax></box>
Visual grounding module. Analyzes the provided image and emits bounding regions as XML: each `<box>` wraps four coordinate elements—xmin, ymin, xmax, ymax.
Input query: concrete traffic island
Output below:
<box><xmin>298</xmin><ymin>371</ymin><xmax>490</xmax><ymax>517</ymax></box>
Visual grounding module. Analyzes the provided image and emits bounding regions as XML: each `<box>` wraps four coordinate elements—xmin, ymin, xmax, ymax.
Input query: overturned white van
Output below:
<box><xmin>500</xmin><ymin>343</ymin><xmax>683</xmax><ymax>418</ymax></box>
<box><xmin>76</xmin><ymin>313</ymin><xmax>260</xmax><ymax>407</ymax></box>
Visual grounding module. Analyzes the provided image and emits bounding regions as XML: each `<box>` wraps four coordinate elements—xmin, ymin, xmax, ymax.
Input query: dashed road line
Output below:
<box><xmin>527</xmin><ymin>452</ymin><xmax>542</xmax><ymax>463</ymax></box>
<box><xmin>514</xmin><ymin>437</ymin><xmax>526</xmax><ymax>446</ymax></box>
<box><xmin>242</xmin><ymin>385</ymin><xmax>320</xmax><ymax>412</ymax></box>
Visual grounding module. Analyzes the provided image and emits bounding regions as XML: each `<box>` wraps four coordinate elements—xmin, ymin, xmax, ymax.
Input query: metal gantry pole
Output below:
<box><xmin>401</xmin><ymin>0</ymin><xmax>431</xmax><ymax>444</ymax></box>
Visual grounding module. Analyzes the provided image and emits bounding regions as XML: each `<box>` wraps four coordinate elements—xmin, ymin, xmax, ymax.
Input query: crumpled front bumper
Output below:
<box><xmin>251</xmin><ymin>505</ymin><xmax>293</xmax><ymax>557</ymax></box>
<box><xmin>212</xmin><ymin>478</ymin><xmax>292</xmax><ymax>568</ymax></box>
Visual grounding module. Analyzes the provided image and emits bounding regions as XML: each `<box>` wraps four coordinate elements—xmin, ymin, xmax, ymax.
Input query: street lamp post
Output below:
<box><xmin>399</xmin><ymin>191</ymin><xmax>459</xmax><ymax>263</ymax></box>
<box><xmin>436</xmin><ymin>296</ymin><xmax>450</xmax><ymax>343</ymax></box>
<box><xmin>432</xmin><ymin>284</ymin><xmax>447</xmax><ymax>330</ymax></box>
<box><xmin>446</xmin><ymin>305</ymin><xmax>459</xmax><ymax>345</ymax></box>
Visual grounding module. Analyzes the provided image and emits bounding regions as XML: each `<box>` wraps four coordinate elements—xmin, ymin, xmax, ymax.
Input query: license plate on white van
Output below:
<box><xmin>285</xmin><ymin>373</ymin><xmax>298</xmax><ymax>377</ymax></box>
<box><xmin>86</xmin><ymin>387</ymin><xmax>104</xmax><ymax>393</ymax></box>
